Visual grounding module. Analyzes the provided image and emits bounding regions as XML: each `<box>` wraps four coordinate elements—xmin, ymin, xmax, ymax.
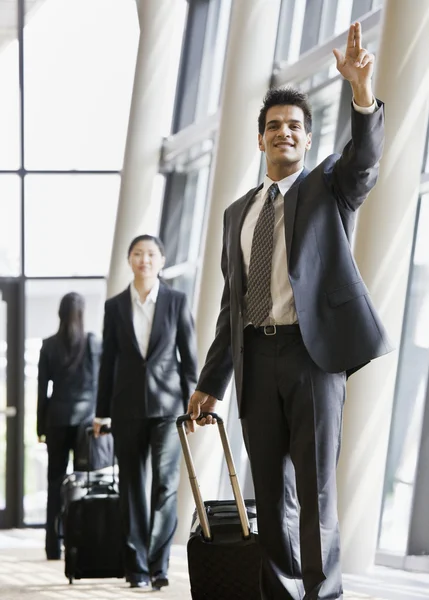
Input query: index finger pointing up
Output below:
<box><xmin>354</xmin><ymin>21</ymin><xmax>362</xmax><ymax>49</ymax></box>
<box><xmin>346</xmin><ymin>22</ymin><xmax>362</xmax><ymax>50</ymax></box>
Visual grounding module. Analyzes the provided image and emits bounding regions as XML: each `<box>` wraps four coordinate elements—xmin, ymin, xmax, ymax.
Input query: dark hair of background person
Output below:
<box><xmin>57</xmin><ymin>292</ymin><xmax>86</xmax><ymax>371</ymax></box>
<box><xmin>258</xmin><ymin>86</ymin><xmax>313</xmax><ymax>135</ymax></box>
<box><xmin>127</xmin><ymin>234</ymin><xmax>166</xmax><ymax>259</ymax></box>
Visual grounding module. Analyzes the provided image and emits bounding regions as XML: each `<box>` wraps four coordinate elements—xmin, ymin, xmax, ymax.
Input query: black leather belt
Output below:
<box><xmin>246</xmin><ymin>324</ymin><xmax>300</xmax><ymax>336</ymax></box>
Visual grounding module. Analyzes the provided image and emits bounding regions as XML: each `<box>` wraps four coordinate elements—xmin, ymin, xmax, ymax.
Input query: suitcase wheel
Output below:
<box><xmin>68</xmin><ymin>577</ymin><xmax>73</xmax><ymax>584</ymax></box>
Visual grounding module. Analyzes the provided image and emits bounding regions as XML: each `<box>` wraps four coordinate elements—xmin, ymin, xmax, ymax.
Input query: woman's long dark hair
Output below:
<box><xmin>57</xmin><ymin>292</ymin><xmax>86</xmax><ymax>371</ymax></box>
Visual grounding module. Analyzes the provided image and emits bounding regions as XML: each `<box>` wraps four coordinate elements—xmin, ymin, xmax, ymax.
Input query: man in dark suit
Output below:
<box><xmin>187</xmin><ymin>22</ymin><xmax>393</xmax><ymax>600</ymax></box>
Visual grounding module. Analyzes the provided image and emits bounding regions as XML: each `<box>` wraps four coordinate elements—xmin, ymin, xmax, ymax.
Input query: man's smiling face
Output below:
<box><xmin>258</xmin><ymin>104</ymin><xmax>312</xmax><ymax>175</ymax></box>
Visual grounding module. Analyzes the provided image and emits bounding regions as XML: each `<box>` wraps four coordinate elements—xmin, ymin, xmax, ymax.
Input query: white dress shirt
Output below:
<box><xmin>241</xmin><ymin>99</ymin><xmax>378</xmax><ymax>327</ymax></box>
<box><xmin>241</xmin><ymin>170</ymin><xmax>303</xmax><ymax>326</ymax></box>
<box><xmin>130</xmin><ymin>279</ymin><xmax>159</xmax><ymax>358</ymax></box>
<box><xmin>94</xmin><ymin>280</ymin><xmax>160</xmax><ymax>427</ymax></box>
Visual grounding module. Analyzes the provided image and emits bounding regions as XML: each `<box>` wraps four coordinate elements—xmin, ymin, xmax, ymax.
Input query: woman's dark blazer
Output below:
<box><xmin>95</xmin><ymin>282</ymin><xmax>198</xmax><ymax>421</ymax></box>
<box><xmin>37</xmin><ymin>333</ymin><xmax>101</xmax><ymax>437</ymax></box>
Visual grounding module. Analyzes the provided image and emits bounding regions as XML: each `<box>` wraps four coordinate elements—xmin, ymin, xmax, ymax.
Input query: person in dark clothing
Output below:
<box><xmin>188</xmin><ymin>22</ymin><xmax>392</xmax><ymax>600</ymax></box>
<box><xmin>93</xmin><ymin>234</ymin><xmax>198</xmax><ymax>591</ymax></box>
<box><xmin>37</xmin><ymin>292</ymin><xmax>100</xmax><ymax>560</ymax></box>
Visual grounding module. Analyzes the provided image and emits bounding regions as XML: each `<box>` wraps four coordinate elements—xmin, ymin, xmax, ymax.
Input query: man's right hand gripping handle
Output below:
<box><xmin>186</xmin><ymin>391</ymin><xmax>219</xmax><ymax>433</ymax></box>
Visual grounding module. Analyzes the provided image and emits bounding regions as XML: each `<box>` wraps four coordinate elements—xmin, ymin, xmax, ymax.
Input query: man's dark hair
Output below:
<box><xmin>258</xmin><ymin>87</ymin><xmax>312</xmax><ymax>135</ymax></box>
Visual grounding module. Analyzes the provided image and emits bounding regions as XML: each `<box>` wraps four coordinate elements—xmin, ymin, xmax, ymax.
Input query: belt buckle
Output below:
<box><xmin>263</xmin><ymin>325</ymin><xmax>276</xmax><ymax>336</ymax></box>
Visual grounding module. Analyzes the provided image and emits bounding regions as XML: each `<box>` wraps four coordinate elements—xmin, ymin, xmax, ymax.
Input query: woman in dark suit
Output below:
<box><xmin>37</xmin><ymin>292</ymin><xmax>100</xmax><ymax>560</ymax></box>
<box><xmin>93</xmin><ymin>234</ymin><xmax>197</xmax><ymax>590</ymax></box>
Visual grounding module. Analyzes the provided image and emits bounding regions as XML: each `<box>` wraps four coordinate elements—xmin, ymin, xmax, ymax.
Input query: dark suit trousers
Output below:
<box><xmin>113</xmin><ymin>418</ymin><xmax>181</xmax><ymax>583</ymax></box>
<box><xmin>45</xmin><ymin>425</ymin><xmax>79</xmax><ymax>559</ymax></box>
<box><xmin>241</xmin><ymin>326</ymin><xmax>346</xmax><ymax>600</ymax></box>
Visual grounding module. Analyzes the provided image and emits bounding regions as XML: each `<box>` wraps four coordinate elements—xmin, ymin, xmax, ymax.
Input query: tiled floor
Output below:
<box><xmin>0</xmin><ymin>529</ymin><xmax>428</xmax><ymax>600</ymax></box>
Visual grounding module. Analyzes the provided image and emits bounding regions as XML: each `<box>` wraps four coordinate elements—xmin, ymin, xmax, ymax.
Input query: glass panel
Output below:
<box><xmin>351</xmin><ymin>0</ymin><xmax>373</xmax><ymax>21</ymax></box>
<box><xmin>378</xmin><ymin>195</ymin><xmax>429</xmax><ymax>554</ymax></box>
<box><xmin>0</xmin><ymin>175</ymin><xmax>21</xmax><ymax>276</ymax></box>
<box><xmin>168</xmin><ymin>271</ymin><xmax>197</xmax><ymax>301</ymax></box>
<box><xmin>0</xmin><ymin>0</ymin><xmax>19</xmax><ymax>169</ymax></box>
<box><xmin>162</xmin><ymin>160</ymin><xmax>210</xmax><ymax>269</ymax></box>
<box><xmin>24</xmin><ymin>174</ymin><xmax>120</xmax><ymax>276</ymax></box>
<box><xmin>334</xmin><ymin>0</ymin><xmax>354</xmax><ymax>34</ymax></box>
<box><xmin>24</xmin><ymin>278</ymin><xmax>106</xmax><ymax>524</ymax></box>
<box><xmin>275</xmin><ymin>0</ymin><xmax>296</xmax><ymax>65</ymax></box>
<box><xmin>24</xmin><ymin>0</ymin><xmax>139</xmax><ymax>170</ymax></box>
<box><xmin>173</xmin><ymin>0</ymin><xmax>231</xmax><ymax>132</ymax></box>
<box><xmin>196</xmin><ymin>0</ymin><xmax>232</xmax><ymax>119</ymax></box>
<box><xmin>161</xmin><ymin>0</ymin><xmax>188</xmax><ymax>137</ymax></box>
<box><xmin>318</xmin><ymin>0</ymin><xmax>339</xmax><ymax>45</ymax></box>
<box><xmin>0</xmin><ymin>293</ymin><xmax>6</xmax><ymax>510</ymax></box>
<box><xmin>306</xmin><ymin>79</ymin><xmax>343</xmax><ymax>170</ymax></box>
<box><xmin>300</xmin><ymin>0</ymin><xmax>324</xmax><ymax>55</ymax></box>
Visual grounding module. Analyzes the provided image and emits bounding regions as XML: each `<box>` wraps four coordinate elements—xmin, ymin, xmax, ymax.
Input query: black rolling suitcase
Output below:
<box><xmin>62</xmin><ymin>428</ymin><xmax>124</xmax><ymax>584</ymax></box>
<box><xmin>177</xmin><ymin>413</ymin><xmax>261</xmax><ymax>600</ymax></box>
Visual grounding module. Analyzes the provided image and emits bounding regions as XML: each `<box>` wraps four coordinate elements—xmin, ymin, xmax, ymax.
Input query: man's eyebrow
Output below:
<box><xmin>266</xmin><ymin>118</ymin><xmax>303</xmax><ymax>126</ymax></box>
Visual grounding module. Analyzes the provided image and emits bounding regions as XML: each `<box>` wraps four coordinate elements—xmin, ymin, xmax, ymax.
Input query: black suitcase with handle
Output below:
<box><xmin>62</xmin><ymin>428</ymin><xmax>124</xmax><ymax>584</ymax></box>
<box><xmin>177</xmin><ymin>413</ymin><xmax>261</xmax><ymax>600</ymax></box>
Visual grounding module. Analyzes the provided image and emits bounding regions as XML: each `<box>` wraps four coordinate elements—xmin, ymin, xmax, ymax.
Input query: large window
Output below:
<box><xmin>306</xmin><ymin>79</ymin><xmax>343</xmax><ymax>170</ymax></box>
<box><xmin>0</xmin><ymin>0</ymin><xmax>139</xmax><ymax>526</ymax></box>
<box><xmin>172</xmin><ymin>0</ymin><xmax>231</xmax><ymax>133</ymax></box>
<box><xmin>23</xmin><ymin>0</ymin><xmax>138</xmax><ymax>170</ymax></box>
<box><xmin>24</xmin><ymin>174</ymin><xmax>120</xmax><ymax>277</ymax></box>
<box><xmin>161</xmin><ymin>157</ymin><xmax>211</xmax><ymax>299</ymax></box>
<box><xmin>0</xmin><ymin>1</ymin><xmax>19</xmax><ymax>169</ymax></box>
<box><xmin>379</xmin><ymin>193</ymin><xmax>429</xmax><ymax>555</ymax></box>
<box><xmin>275</xmin><ymin>0</ymin><xmax>380</xmax><ymax>65</ymax></box>
<box><xmin>160</xmin><ymin>0</ymin><xmax>232</xmax><ymax>301</ymax></box>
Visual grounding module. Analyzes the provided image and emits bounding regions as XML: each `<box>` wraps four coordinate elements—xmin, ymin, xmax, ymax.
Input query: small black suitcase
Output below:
<box><xmin>177</xmin><ymin>413</ymin><xmax>261</xmax><ymax>600</ymax></box>
<box><xmin>62</xmin><ymin>429</ymin><xmax>124</xmax><ymax>584</ymax></box>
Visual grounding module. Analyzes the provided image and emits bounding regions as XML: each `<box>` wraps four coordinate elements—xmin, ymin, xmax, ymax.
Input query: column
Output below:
<box><xmin>106</xmin><ymin>0</ymin><xmax>184</xmax><ymax>297</ymax></box>
<box><xmin>337</xmin><ymin>0</ymin><xmax>429</xmax><ymax>573</ymax></box>
<box><xmin>174</xmin><ymin>0</ymin><xmax>282</xmax><ymax>544</ymax></box>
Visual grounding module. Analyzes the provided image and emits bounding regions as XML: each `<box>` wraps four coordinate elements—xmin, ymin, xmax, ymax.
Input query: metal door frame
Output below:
<box><xmin>0</xmin><ymin>279</ymin><xmax>25</xmax><ymax>528</ymax></box>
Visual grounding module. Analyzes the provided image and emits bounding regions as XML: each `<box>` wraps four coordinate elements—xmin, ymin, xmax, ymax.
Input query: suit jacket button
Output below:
<box><xmin>240</xmin><ymin>346</ymin><xmax>244</xmax><ymax>354</ymax></box>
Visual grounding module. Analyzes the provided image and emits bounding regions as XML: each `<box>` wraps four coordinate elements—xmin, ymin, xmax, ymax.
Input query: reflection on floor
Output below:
<box><xmin>0</xmin><ymin>529</ymin><xmax>428</xmax><ymax>600</ymax></box>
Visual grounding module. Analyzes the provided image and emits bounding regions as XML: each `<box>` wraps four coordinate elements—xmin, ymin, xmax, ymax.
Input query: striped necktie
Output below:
<box><xmin>246</xmin><ymin>183</ymin><xmax>279</xmax><ymax>327</ymax></box>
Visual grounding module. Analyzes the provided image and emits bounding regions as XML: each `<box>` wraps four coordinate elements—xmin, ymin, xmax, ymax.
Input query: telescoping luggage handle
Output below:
<box><xmin>84</xmin><ymin>425</ymin><xmax>116</xmax><ymax>488</ymax></box>
<box><xmin>176</xmin><ymin>413</ymin><xmax>250</xmax><ymax>542</ymax></box>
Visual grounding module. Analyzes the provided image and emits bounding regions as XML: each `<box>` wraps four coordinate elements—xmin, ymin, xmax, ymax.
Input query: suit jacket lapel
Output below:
<box><xmin>284</xmin><ymin>168</ymin><xmax>309</xmax><ymax>265</ymax></box>
<box><xmin>232</xmin><ymin>185</ymin><xmax>263</xmax><ymax>306</ymax></box>
<box><xmin>117</xmin><ymin>287</ymin><xmax>141</xmax><ymax>356</ymax></box>
<box><xmin>146</xmin><ymin>283</ymin><xmax>169</xmax><ymax>360</ymax></box>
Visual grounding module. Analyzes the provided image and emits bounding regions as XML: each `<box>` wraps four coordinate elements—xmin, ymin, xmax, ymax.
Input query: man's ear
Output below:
<box><xmin>258</xmin><ymin>133</ymin><xmax>265</xmax><ymax>152</ymax></box>
<box><xmin>305</xmin><ymin>132</ymin><xmax>312</xmax><ymax>151</ymax></box>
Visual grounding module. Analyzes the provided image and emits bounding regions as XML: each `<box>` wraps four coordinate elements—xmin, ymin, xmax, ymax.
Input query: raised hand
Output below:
<box><xmin>333</xmin><ymin>22</ymin><xmax>374</xmax><ymax>101</ymax></box>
